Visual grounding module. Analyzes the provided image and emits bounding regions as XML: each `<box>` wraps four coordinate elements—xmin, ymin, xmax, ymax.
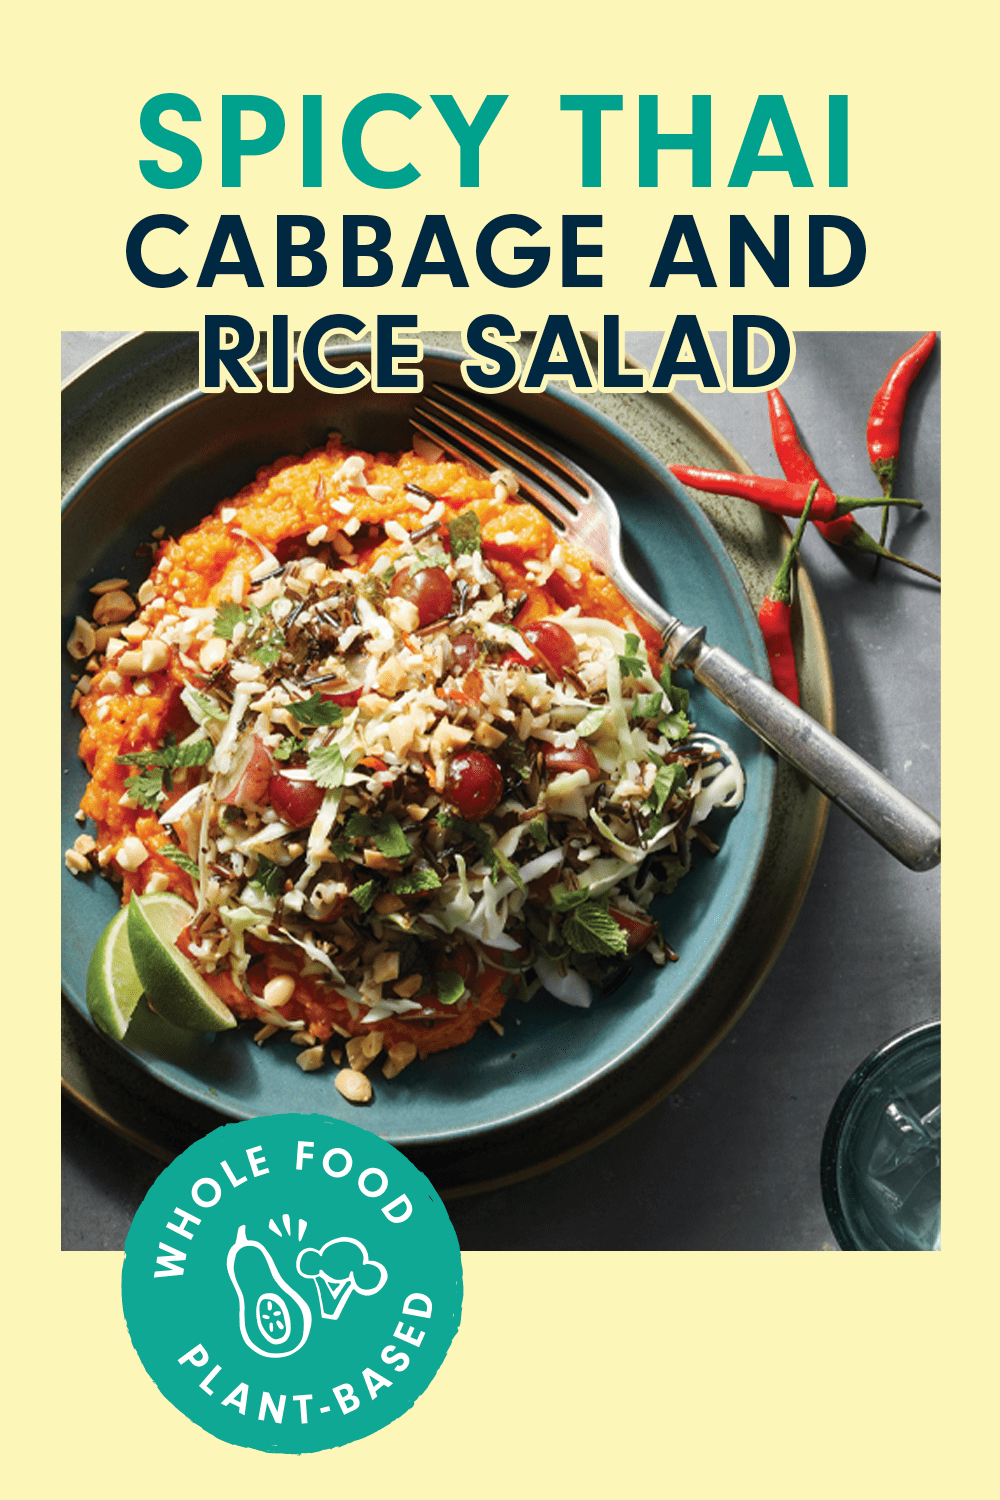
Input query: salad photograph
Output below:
<box><xmin>66</xmin><ymin>430</ymin><xmax>743</xmax><ymax>1103</ymax></box>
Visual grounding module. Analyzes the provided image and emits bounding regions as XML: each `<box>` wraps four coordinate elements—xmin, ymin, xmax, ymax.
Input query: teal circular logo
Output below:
<box><xmin>122</xmin><ymin>1114</ymin><xmax>462</xmax><ymax>1452</ymax></box>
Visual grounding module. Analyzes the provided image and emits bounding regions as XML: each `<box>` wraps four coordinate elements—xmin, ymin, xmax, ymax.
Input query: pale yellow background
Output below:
<box><xmin>11</xmin><ymin>0</ymin><xmax>994</xmax><ymax>1493</ymax></box>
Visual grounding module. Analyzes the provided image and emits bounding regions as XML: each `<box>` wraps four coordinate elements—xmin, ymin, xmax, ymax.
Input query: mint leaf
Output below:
<box><xmin>162</xmin><ymin>846</ymin><xmax>200</xmax><ymax>879</ymax></box>
<box><xmin>343</xmin><ymin>812</ymin><xmax>411</xmax><ymax>860</ymax></box>
<box><xmin>644</xmin><ymin>762</ymin><xmax>689</xmax><ymax>834</ymax></box>
<box><xmin>412</xmin><ymin>546</ymin><xmax>449</xmax><ymax>571</ymax></box>
<box><xmin>561</xmin><ymin>898</ymin><xmax>629</xmax><ymax>957</ymax></box>
<box><xmin>214</xmin><ymin>602</ymin><xmax>249</xmax><ymax>640</ymax></box>
<box><xmin>526</xmin><ymin>816</ymin><xmax>549</xmax><ymax>851</ymax></box>
<box><xmin>659</xmin><ymin>662</ymin><xmax>690</xmax><ymax>716</ymax></box>
<box><xmin>174</xmin><ymin>737</ymin><xmax>213</xmax><ymax>770</ymax></box>
<box><xmin>250</xmin><ymin>854</ymin><xmax>283</xmax><ymax>897</ymax></box>
<box><xmin>307</xmin><ymin>744</ymin><xmax>346</xmax><ymax>790</ymax></box>
<box><xmin>552</xmin><ymin>884</ymin><xmax>592</xmax><ymax>913</ymax></box>
<box><xmin>289</xmin><ymin>692</ymin><xmax>343</xmax><ymax>727</ymax></box>
<box><xmin>186</xmin><ymin>688</ymin><xmax>227</xmax><ymax>721</ymax></box>
<box><xmin>350</xmin><ymin>879</ymin><xmax>376</xmax><ymax>913</ymax></box>
<box><xmin>436</xmin><ymin>970</ymin><xmax>466</xmax><ymax>1006</ymax></box>
<box><xmin>447</xmin><ymin>509</ymin><xmax>482</xmax><ymax>557</ymax></box>
<box><xmin>495</xmin><ymin>848</ymin><xmax>526</xmax><ymax>894</ymax></box>
<box><xmin>389</xmin><ymin>868</ymin><xmax>442</xmax><ymax>895</ymax></box>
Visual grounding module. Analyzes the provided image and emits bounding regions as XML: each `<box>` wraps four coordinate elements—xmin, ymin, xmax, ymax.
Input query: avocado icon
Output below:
<box><xmin>226</xmin><ymin>1224</ymin><xmax>312</xmax><ymax>1358</ymax></box>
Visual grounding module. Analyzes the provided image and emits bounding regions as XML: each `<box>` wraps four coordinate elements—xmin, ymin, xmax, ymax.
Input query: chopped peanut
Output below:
<box><xmin>92</xmin><ymin>589</ymin><xmax>135</xmax><ymax>626</ymax></box>
<box><xmin>335</xmin><ymin>1068</ymin><xmax>373</xmax><ymax>1104</ymax></box>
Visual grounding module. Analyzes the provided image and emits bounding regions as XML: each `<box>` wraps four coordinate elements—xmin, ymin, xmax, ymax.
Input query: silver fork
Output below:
<box><xmin>412</xmin><ymin>385</ymin><xmax>941</xmax><ymax>873</ymax></box>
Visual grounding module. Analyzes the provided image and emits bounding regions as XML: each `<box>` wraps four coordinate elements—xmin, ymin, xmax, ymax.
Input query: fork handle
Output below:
<box><xmin>670</xmin><ymin>632</ymin><xmax>941</xmax><ymax>871</ymax></box>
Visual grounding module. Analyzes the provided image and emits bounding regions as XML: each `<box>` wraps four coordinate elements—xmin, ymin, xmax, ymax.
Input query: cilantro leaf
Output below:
<box><xmin>436</xmin><ymin>970</ymin><xmax>467</xmax><ymax>1006</ymax></box>
<box><xmin>343</xmin><ymin>813</ymin><xmax>412</xmax><ymax>860</ymax></box>
<box><xmin>447</xmin><ymin>509</ymin><xmax>482</xmax><ymax>557</ymax></box>
<box><xmin>350</xmin><ymin>879</ymin><xmax>377</xmax><ymax>913</ymax></box>
<box><xmin>560</xmin><ymin>898</ymin><xmax>629</xmax><ymax>957</ymax></box>
<box><xmin>273</xmin><ymin>737</ymin><xmax>300</xmax><ymax>762</ymax></box>
<box><xmin>214</xmin><ymin>602</ymin><xmax>249</xmax><ymax>640</ymax></box>
<box><xmin>389</xmin><ymin>868</ymin><xmax>442</xmax><ymax>895</ymax></box>
<box><xmin>248</xmin><ymin>629</ymin><xmax>284</xmax><ymax>668</ymax></box>
<box><xmin>249</xmin><ymin>854</ymin><xmax>283</xmax><ymax>897</ymax></box>
<box><xmin>126</xmin><ymin>766</ymin><xmax>165</xmax><ymax>808</ymax></box>
<box><xmin>618</xmin><ymin>632</ymin><xmax>647</xmax><ymax>680</ymax></box>
<box><xmin>289</xmin><ymin>692</ymin><xmax>344</xmax><ymax>727</ymax></box>
<box><xmin>307</xmin><ymin>744</ymin><xmax>346</xmax><ymax>790</ymax></box>
<box><xmin>162</xmin><ymin>846</ymin><xmax>200</xmax><ymax>879</ymax></box>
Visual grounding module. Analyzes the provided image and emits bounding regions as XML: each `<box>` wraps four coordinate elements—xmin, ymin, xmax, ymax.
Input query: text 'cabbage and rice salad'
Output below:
<box><xmin>66</xmin><ymin>433</ymin><xmax>744</xmax><ymax>1101</ymax></box>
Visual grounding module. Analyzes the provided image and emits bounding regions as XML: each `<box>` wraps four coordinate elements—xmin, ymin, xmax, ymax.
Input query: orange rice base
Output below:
<box><xmin>78</xmin><ymin>437</ymin><xmax>662</xmax><ymax>1055</ymax></box>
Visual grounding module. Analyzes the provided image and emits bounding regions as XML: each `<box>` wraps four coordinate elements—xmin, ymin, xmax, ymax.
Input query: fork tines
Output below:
<box><xmin>412</xmin><ymin>386</ymin><xmax>586</xmax><ymax>525</ymax></box>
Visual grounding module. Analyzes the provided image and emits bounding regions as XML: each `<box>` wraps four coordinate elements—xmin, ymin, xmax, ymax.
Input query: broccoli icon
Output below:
<box><xmin>295</xmin><ymin>1237</ymin><xmax>388</xmax><ymax>1321</ymax></box>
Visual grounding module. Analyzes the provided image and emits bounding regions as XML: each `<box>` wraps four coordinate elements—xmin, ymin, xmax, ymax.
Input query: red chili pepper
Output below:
<box><xmin>867</xmin><ymin>332</ymin><xmax>936</xmax><ymax>551</ymax></box>
<box><xmin>767</xmin><ymin>390</ymin><xmax>940</xmax><ymax>582</ymax></box>
<box><xmin>757</xmin><ymin>481</ymin><xmax>819</xmax><ymax>705</ymax></box>
<box><xmin>669</xmin><ymin>466</ymin><xmax>921</xmax><ymax>522</ymax></box>
<box><xmin>867</xmin><ymin>332</ymin><xmax>937</xmax><ymax>495</ymax></box>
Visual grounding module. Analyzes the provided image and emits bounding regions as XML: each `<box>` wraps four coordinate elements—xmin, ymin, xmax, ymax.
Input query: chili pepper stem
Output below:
<box><xmin>875</xmin><ymin>469</ymin><xmax>895</xmax><ymax>559</ymax></box>
<box><xmin>768</xmin><ymin>481</ymin><xmax>819</xmax><ymax>605</ymax></box>
<box><xmin>838</xmin><ymin>495</ymin><xmax>921</xmax><ymax>515</ymax></box>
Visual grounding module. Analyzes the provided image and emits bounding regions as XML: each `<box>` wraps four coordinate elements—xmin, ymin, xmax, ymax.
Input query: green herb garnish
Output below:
<box><xmin>617</xmin><ymin>632</ymin><xmax>646</xmax><ymax>680</ymax></box>
<box><xmin>350</xmin><ymin>879</ymin><xmax>377</xmax><ymax>913</ymax></box>
<box><xmin>343</xmin><ymin>812</ymin><xmax>412</xmax><ymax>860</ymax></box>
<box><xmin>116</xmin><ymin>732</ymin><xmax>212</xmax><ymax>805</ymax></box>
<box><xmin>447</xmin><ymin>510</ymin><xmax>482</xmax><ymax>557</ymax></box>
<box><xmin>289</xmin><ymin>692</ymin><xmax>344</xmax><ymax>727</ymax></box>
<box><xmin>389</xmin><ymin>868</ymin><xmax>442</xmax><ymax>895</ymax></box>
<box><xmin>249</xmin><ymin>854</ymin><xmax>283</xmax><ymax>897</ymax></box>
<box><xmin>560</xmin><ymin>898</ymin><xmax>629</xmax><ymax>958</ymax></box>
<box><xmin>306</xmin><ymin>744</ymin><xmax>346</xmax><ymax>790</ymax></box>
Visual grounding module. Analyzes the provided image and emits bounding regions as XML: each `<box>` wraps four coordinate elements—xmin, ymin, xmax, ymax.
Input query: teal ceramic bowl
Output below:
<box><xmin>62</xmin><ymin>346</ymin><xmax>775</xmax><ymax>1172</ymax></box>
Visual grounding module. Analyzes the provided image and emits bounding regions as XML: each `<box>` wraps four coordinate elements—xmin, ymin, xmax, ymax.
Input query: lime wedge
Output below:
<box><xmin>126</xmin><ymin>892</ymin><xmax>237</xmax><ymax>1032</ymax></box>
<box><xmin>86</xmin><ymin>906</ymin><xmax>144</xmax><ymax>1040</ymax></box>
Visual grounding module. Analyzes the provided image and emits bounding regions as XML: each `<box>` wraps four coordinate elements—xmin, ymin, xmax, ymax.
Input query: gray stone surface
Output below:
<box><xmin>61</xmin><ymin>329</ymin><xmax>940</xmax><ymax>1250</ymax></box>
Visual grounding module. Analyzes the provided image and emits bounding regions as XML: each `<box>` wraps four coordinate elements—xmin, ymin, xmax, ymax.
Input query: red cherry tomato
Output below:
<box><xmin>450</xmin><ymin>633</ymin><xmax>480</xmax><ymax>673</ymax></box>
<box><xmin>268</xmin><ymin>773</ymin><xmax>325</xmax><ymax>827</ymax></box>
<box><xmin>542</xmin><ymin>741</ymin><xmax>601</xmax><ymax>782</ymax></box>
<box><xmin>445</xmin><ymin>750</ymin><xmax>503</xmax><ymax>820</ymax></box>
<box><xmin>522</xmin><ymin>620</ymin><xmax>578</xmax><ymax>675</ymax></box>
<box><xmin>321</xmin><ymin>686</ymin><xmax>362</xmax><ymax>708</ymax></box>
<box><xmin>390</xmin><ymin>565</ymin><xmax>454</xmax><ymax>626</ymax></box>
<box><xmin>610</xmin><ymin>909</ymin><xmax>657</xmax><ymax>954</ymax></box>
